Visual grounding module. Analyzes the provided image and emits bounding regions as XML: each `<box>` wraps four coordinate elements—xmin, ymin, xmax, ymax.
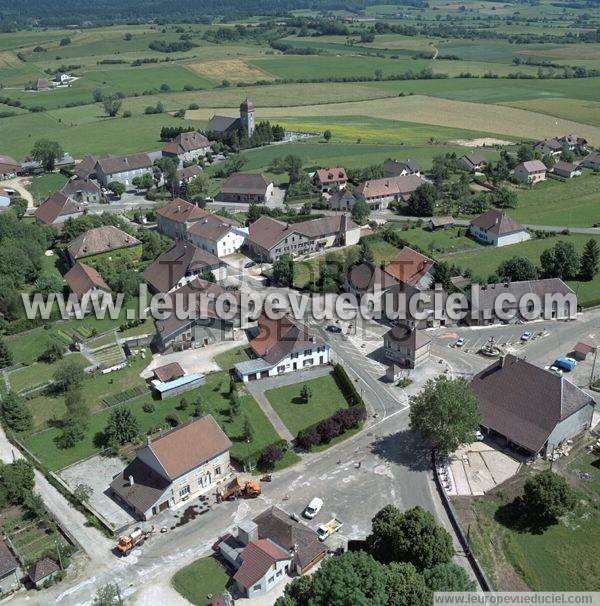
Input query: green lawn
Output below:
<box><xmin>8</xmin><ymin>353</ymin><xmax>87</xmax><ymax>394</ymax></box>
<box><xmin>214</xmin><ymin>345</ymin><xmax>253</xmax><ymax>371</ymax></box>
<box><xmin>265</xmin><ymin>374</ymin><xmax>349</xmax><ymax>436</ymax></box>
<box><xmin>466</xmin><ymin>447</ymin><xmax>600</xmax><ymax>592</ymax></box>
<box><xmin>509</xmin><ymin>172</ymin><xmax>600</xmax><ymax>227</ymax></box>
<box><xmin>28</xmin><ymin>173</ymin><xmax>68</xmax><ymax>204</ymax></box>
<box><xmin>172</xmin><ymin>556</ymin><xmax>230</xmax><ymax>606</ymax></box>
<box><xmin>390</xmin><ymin>224</ymin><xmax>481</xmax><ymax>255</ymax></box>
<box><xmin>442</xmin><ymin>233</ymin><xmax>600</xmax><ymax>307</ymax></box>
<box><xmin>22</xmin><ymin>371</ymin><xmax>281</xmax><ymax>470</ymax></box>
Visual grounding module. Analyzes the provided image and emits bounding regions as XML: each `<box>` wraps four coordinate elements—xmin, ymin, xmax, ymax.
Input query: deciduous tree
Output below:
<box><xmin>31</xmin><ymin>139</ymin><xmax>63</xmax><ymax>171</ymax></box>
<box><xmin>409</xmin><ymin>375</ymin><xmax>480</xmax><ymax>455</ymax></box>
<box><xmin>523</xmin><ymin>470</ymin><xmax>577</xmax><ymax>524</ymax></box>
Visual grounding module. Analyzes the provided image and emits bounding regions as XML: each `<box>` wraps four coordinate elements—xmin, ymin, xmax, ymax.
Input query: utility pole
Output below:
<box><xmin>590</xmin><ymin>346</ymin><xmax>598</xmax><ymax>388</ymax></box>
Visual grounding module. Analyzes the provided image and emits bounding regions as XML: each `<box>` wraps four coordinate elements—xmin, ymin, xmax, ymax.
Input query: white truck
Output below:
<box><xmin>317</xmin><ymin>517</ymin><xmax>343</xmax><ymax>541</ymax></box>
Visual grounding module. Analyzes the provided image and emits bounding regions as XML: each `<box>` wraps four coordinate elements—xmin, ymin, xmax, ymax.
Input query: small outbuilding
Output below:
<box><xmin>572</xmin><ymin>342</ymin><xmax>595</xmax><ymax>361</ymax></box>
<box><xmin>28</xmin><ymin>557</ymin><xmax>60</xmax><ymax>589</ymax></box>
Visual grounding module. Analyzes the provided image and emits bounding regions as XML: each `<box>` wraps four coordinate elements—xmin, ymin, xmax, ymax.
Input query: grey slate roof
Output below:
<box><xmin>471</xmin><ymin>354</ymin><xmax>594</xmax><ymax>453</ymax></box>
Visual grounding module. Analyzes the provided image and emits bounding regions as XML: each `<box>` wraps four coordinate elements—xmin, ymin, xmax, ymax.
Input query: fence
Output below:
<box><xmin>431</xmin><ymin>449</ymin><xmax>493</xmax><ymax>592</ymax></box>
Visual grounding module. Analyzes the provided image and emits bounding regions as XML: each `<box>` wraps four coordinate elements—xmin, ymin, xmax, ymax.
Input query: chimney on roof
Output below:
<box><xmin>177</xmin><ymin>204</ymin><xmax>181</xmax><ymax>213</ymax></box>
<box><xmin>128</xmin><ymin>475</ymin><xmax>134</xmax><ymax>486</ymax></box>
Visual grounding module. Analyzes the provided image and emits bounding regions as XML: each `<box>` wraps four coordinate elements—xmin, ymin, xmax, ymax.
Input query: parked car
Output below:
<box><xmin>475</xmin><ymin>430</ymin><xmax>484</xmax><ymax>441</ymax></box>
<box><xmin>244</xmin><ymin>261</ymin><xmax>256</xmax><ymax>269</ymax></box>
<box><xmin>547</xmin><ymin>365</ymin><xmax>563</xmax><ymax>376</ymax></box>
<box><xmin>520</xmin><ymin>331</ymin><xmax>532</xmax><ymax>341</ymax></box>
<box><xmin>455</xmin><ymin>337</ymin><xmax>465</xmax><ymax>347</ymax></box>
<box><xmin>303</xmin><ymin>497</ymin><xmax>323</xmax><ymax>519</ymax></box>
<box><xmin>554</xmin><ymin>357</ymin><xmax>576</xmax><ymax>372</ymax></box>
<box><xmin>326</xmin><ymin>325</ymin><xmax>342</xmax><ymax>333</ymax></box>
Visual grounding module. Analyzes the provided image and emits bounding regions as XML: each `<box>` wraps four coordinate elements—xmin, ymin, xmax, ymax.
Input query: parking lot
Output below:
<box><xmin>59</xmin><ymin>454</ymin><xmax>135</xmax><ymax>531</ymax></box>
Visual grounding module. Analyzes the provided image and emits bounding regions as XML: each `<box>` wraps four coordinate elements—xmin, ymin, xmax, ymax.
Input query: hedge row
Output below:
<box><xmin>231</xmin><ymin>438</ymin><xmax>289</xmax><ymax>471</ymax></box>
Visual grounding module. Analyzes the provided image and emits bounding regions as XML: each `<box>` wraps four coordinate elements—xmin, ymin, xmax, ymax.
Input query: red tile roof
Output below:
<box><xmin>233</xmin><ymin>539</ymin><xmax>290</xmax><ymax>589</ymax></box>
<box><xmin>64</xmin><ymin>262</ymin><xmax>111</xmax><ymax>299</ymax></box>
<box><xmin>315</xmin><ymin>167</ymin><xmax>347</xmax><ymax>185</ymax></box>
<box><xmin>384</xmin><ymin>247</ymin><xmax>434</xmax><ymax>286</ymax></box>
<box><xmin>153</xmin><ymin>362</ymin><xmax>185</xmax><ymax>382</ymax></box>
<box><xmin>146</xmin><ymin>415</ymin><xmax>231</xmax><ymax>480</ymax></box>
<box><xmin>156</xmin><ymin>198</ymin><xmax>207</xmax><ymax>224</ymax></box>
<box><xmin>34</xmin><ymin>192</ymin><xmax>84</xmax><ymax>224</ymax></box>
<box><xmin>470</xmin><ymin>209</ymin><xmax>526</xmax><ymax>236</ymax></box>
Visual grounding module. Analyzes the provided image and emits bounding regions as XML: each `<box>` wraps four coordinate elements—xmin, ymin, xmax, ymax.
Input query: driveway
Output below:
<box><xmin>141</xmin><ymin>338</ymin><xmax>248</xmax><ymax>378</ymax></box>
<box><xmin>2</xmin><ymin>177</ymin><xmax>34</xmax><ymax>207</ymax></box>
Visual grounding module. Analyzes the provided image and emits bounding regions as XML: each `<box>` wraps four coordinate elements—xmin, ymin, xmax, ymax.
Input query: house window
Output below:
<box><xmin>276</xmin><ymin>570</ymin><xmax>283</xmax><ymax>577</ymax></box>
<box><xmin>277</xmin><ymin>365</ymin><xmax>286</xmax><ymax>374</ymax></box>
<box><xmin>303</xmin><ymin>359</ymin><xmax>313</xmax><ymax>367</ymax></box>
<box><xmin>253</xmin><ymin>583</ymin><xmax>262</xmax><ymax>591</ymax></box>
<box><xmin>215</xmin><ymin>466</ymin><xmax>221</xmax><ymax>476</ymax></box>
<box><xmin>268</xmin><ymin>576</ymin><xmax>274</xmax><ymax>583</ymax></box>
<box><xmin>304</xmin><ymin>349</ymin><xmax>312</xmax><ymax>356</ymax></box>
<box><xmin>291</xmin><ymin>352</ymin><xmax>298</xmax><ymax>359</ymax></box>
<box><xmin>179</xmin><ymin>486</ymin><xmax>191</xmax><ymax>497</ymax></box>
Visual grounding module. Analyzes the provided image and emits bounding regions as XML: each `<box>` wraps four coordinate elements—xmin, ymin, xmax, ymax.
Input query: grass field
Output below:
<box><xmin>503</xmin><ymin>98</ymin><xmax>600</xmax><ymax>128</ymax></box>
<box><xmin>22</xmin><ymin>370</ymin><xmax>281</xmax><ymax>470</ymax></box>
<box><xmin>214</xmin><ymin>345</ymin><xmax>253</xmax><ymax>371</ymax></box>
<box><xmin>510</xmin><ymin>173</ymin><xmax>600</xmax><ymax>227</ymax></box>
<box><xmin>28</xmin><ymin>173</ymin><xmax>68</xmax><ymax>204</ymax></box>
<box><xmin>390</xmin><ymin>224</ymin><xmax>481</xmax><ymax>255</ymax></box>
<box><xmin>460</xmin><ymin>444</ymin><xmax>600</xmax><ymax>591</ymax></box>
<box><xmin>172</xmin><ymin>556</ymin><xmax>230</xmax><ymax>606</ymax></box>
<box><xmin>8</xmin><ymin>353</ymin><xmax>87</xmax><ymax>394</ymax></box>
<box><xmin>442</xmin><ymin>234</ymin><xmax>600</xmax><ymax>306</ymax></box>
<box><xmin>265</xmin><ymin>374</ymin><xmax>350</xmax><ymax>436</ymax></box>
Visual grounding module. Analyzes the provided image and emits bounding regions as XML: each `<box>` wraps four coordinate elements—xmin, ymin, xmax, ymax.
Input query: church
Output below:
<box><xmin>205</xmin><ymin>98</ymin><xmax>255</xmax><ymax>138</ymax></box>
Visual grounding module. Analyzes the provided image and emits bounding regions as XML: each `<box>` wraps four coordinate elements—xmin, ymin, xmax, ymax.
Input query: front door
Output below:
<box><xmin>159</xmin><ymin>500</ymin><xmax>169</xmax><ymax>512</ymax></box>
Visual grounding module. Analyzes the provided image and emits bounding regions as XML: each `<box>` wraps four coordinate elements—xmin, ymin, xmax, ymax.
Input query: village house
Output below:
<box><xmin>383</xmin><ymin>158</ymin><xmax>421</xmax><ymax>177</ymax></box>
<box><xmin>162</xmin><ymin>131</ymin><xmax>212</xmax><ymax>166</ymax></box>
<box><xmin>95</xmin><ymin>153</ymin><xmax>154</xmax><ymax>188</ymax></box>
<box><xmin>582</xmin><ymin>151</ymin><xmax>600</xmax><ymax>170</ymax></box>
<box><xmin>152</xmin><ymin>278</ymin><xmax>248</xmax><ymax>352</ymax></box>
<box><xmin>0</xmin><ymin>155</ymin><xmax>20</xmax><ymax>180</ymax></box>
<box><xmin>234</xmin><ymin>314</ymin><xmax>331</xmax><ymax>382</ymax></box>
<box><xmin>344</xmin><ymin>261</ymin><xmax>398</xmax><ymax>297</ymax></box>
<box><xmin>64</xmin><ymin>262</ymin><xmax>111</xmax><ymax>309</ymax></box>
<box><xmin>384</xmin><ymin>247</ymin><xmax>435</xmax><ymax>292</ymax></box>
<box><xmin>206</xmin><ymin>98</ymin><xmax>255</xmax><ymax>138</ymax></box>
<box><xmin>0</xmin><ymin>540</ymin><xmax>20</xmax><ymax>596</ymax></box>
<box><xmin>383</xmin><ymin>323</ymin><xmax>431</xmax><ymax>369</ymax></box>
<box><xmin>459</xmin><ymin>151</ymin><xmax>488</xmax><ymax>174</ymax></box>
<box><xmin>28</xmin><ymin>558</ymin><xmax>60</xmax><ymax>589</ymax></box>
<box><xmin>471</xmin><ymin>355</ymin><xmax>595</xmax><ymax>457</ymax></box>
<box><xmin>427</xmin><ymin>216</ymin><xmax>454</xmax><ymax>231</ymax></box>
<box><xmin>514</xmin><ymin>159</ymin><xmax>547</xmax><ymax>184</ymax></box>
<box><xmin>67</xmin><ymin>225</ymin><xmax>142</xmax><ymax>265</ymax></box>
<box><xmin>469</xmin><ymin>209</ymin><xmax>530</xmax><ymax>247</ymax></box>
<box><xmin>354</xmin><ymin>174</ymin><xmax>426</xmax><ymax>209</ymax></box>
<box><xmin>156</xmin><ymin>197</ymin><xmax>208</xmax><ymax>240</ymax></box>
<box><xmin>558</xmin><ymin>133</ymin><xmax>587</xmax><ymax>152</ymax></box>
<box><xmin>552</xmin><ymin>160</ymin><xmax>581</xmax><ymax>179</ymax></box>
<box><xmin>218</xmin><ymin>520</ymin><xmax>292</xmax><ymax>598</ymax></box>
<box><xmin>34</xmin><ymin>191</ymin><xmax>85</xmax><ymax>225</ymax></box>
<box><xmin>34</xmin><ymin>78</ymin><xmax>51</xmax><ymax>91</ymax></box>
<box><xmin>74</xmin><ymin>155</ymin><xmax>101</xmax><ymax>180</ymax></box>
<box><xmin>314</xmin><ymin>167</ymin><xmax>348</xmax><ymax>193</ymax></box>
<box><xmin>186</xmin><ymin>211</ymin><xmax>247</xmax><ymax>258</ymax></box>
<box><xmin>327</xmin><ymin>189</ymin><xmax>358</xmax><ymax>211</ymax></box>
<box><xmin>246</xmin><ymin>214</ymin><xmax>360</xmax><ymax>262</ymax></box>
<box><xmin>177</xmin><ymin>164</ymin><xmax>203</xmax><ymax>184</ymax></box>
<box><xmin>143</xmin><ymin>240</ymin><xmax>226</xmax><ymax>294</ymax></box>
<box><xmin>110</xmin><ymin>416</ymin><xmax>231</xmax><ymax>520</ymax></box>
<box><xmin>61</xmin><ymin>178</ymin><xmax>103</xmax><ymax>204</ymax></box>
<box><xmin>535</xmin><ymin>138</ymin><xmax>562</xmax><ymax>158</ymax></box>
<box><xmin>218</xmin><ymin>173</ymin><xmax>274</xmax><ymax>204</ymax></box>
<box><xmin>466</xmin><ymin>278</ymin><xmax>576</xmax><ymax>325</ymax></box>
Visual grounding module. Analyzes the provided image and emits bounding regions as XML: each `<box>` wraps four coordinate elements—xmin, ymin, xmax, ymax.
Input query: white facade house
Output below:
<box><xmin>95</xmin><ymin>153</ymin><xmax>154</xmax><ymax>188</ymax></box>
<box><xmin>514</xmin><ymin>160</ymin><xmax>547</xmax><ymax>184</ymax></box>
<box><xmin>469</xmin><ymin>209</ymin><xmax>530</xmax><ymax>247</ymax></box>
<box><xmin>187</xmin><ymin>218</ymin><xmax>248</xmax><ymax>258</ymax></box>
<box><xmin>110</xmin><ymin>416</ymin><xmax>231</xmax><ymax>520</ymax></box>
<box><xmin>235</xmin><ymin>315</ymin><xmax>331</xmax><ymax>382</ymax></box>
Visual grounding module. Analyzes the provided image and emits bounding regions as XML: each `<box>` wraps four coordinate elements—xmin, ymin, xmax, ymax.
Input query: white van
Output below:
<box><xmin>303</xmin><ymin>497</ymin><xmax>323</xmax><ymax>519</ymax></box>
